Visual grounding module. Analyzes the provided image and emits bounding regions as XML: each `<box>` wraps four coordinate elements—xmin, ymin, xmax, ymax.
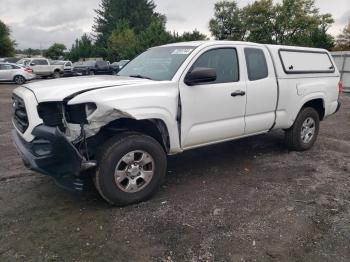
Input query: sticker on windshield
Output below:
<box><xmin>171</xmin><ymin>49</ymin><xmax>193</xmax><ymax>55</ymax></box>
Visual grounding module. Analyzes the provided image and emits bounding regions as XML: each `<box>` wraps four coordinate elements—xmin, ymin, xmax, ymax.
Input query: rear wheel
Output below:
<box><xmin>53</xmin><ymin>71</ymin><xmax>61</xmax><ymax>78</ymax></box>
<box><xmin>14</xmin><ymin>75</ymin><xmax>26</xmax><ymax>85</ymax></box>
<box><xmin>94</xmin><ymin>132</ymin><xmax>167</xmax><ymax>206</ymax></box>
<box><xmin>285</xmin><ymin>107</ymin><xmax>320</xmax><ymax>151</ymax></box>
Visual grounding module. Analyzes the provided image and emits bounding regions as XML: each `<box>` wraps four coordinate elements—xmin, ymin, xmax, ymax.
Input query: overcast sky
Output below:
<box><xmin>0</xmin><ymin>0</ymin><xmax>349</xmax><ymax>50</ymax></box>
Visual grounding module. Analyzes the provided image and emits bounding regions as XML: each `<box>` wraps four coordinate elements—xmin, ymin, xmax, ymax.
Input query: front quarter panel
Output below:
<box><xmin>68</xmin><ymin>81</ymin><xmax>182</xmax><ymax>153</ymax></box>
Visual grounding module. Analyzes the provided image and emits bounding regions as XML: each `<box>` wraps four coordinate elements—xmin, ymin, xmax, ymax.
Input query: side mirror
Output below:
<box><xmin>30</xmin><ymin>62</ymin><xmax>36</xmax><ymax>66</ymax></box>
<box><xmin>185</xmin><ymin>67</ymin><xmax>217</xmax><ymax>86</ymax></box>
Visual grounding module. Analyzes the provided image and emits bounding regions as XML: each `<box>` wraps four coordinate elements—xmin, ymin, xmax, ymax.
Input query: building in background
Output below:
<box><xmin>332</xmin><ymin>52</ymin><xmax>350</xmax><ymax>90</ymax></box>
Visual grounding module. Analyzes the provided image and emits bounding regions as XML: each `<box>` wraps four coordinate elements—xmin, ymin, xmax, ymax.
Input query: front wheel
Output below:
<box><xmin>94</xmin><ymin>132</ymin><xmax>167</xmax><ymax>206</ymax></box>
<box><xmin>285</xmin><ymin>107</ymin><xmax>320</xmax><ymax>151</ymax></box>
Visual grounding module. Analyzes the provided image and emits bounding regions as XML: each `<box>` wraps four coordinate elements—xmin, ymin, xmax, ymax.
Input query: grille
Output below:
<box><xmin>12</xmin><ymin>95</ymin><xmax>29</xmax><ymax>133</ymax></box>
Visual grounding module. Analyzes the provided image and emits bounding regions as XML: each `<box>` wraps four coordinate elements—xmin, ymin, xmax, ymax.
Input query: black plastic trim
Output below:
<box><xmin>11</xmin><ymin>125</ymin><xmax>83</xmax><ymax>178</ymax></box>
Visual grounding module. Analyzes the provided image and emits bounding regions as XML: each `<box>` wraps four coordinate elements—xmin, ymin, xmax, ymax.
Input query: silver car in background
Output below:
<box><xmin>0</xmin><ymin>63</ymin><xmax>36</xmax><ymax>85</ymax></box>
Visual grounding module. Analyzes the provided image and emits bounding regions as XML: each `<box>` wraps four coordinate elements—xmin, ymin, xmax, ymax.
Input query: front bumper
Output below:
<box><xmin>12</xmin><ymin>125</ymin><xmax>83</xmax><ymax>179</ymax></box>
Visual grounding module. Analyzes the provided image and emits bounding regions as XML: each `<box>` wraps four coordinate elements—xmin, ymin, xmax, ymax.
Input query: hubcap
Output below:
<box><xmin>16</xmin><ymin>76</ymin><xmax>24</xmax><ymax>84</ymax></box>
<box><xmin>300</xmin><ymin>117</ymin><xmax>316</xmax><ymax>144</ymax></box>
<box><xmin>114</xmin><ymin>150</ymin><xmax>155</xmax><ymax>193</ymax></box>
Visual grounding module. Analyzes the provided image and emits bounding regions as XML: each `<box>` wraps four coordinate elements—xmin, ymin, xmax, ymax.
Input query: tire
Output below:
<box><xmin>94</xmin><ymin>132</ymin><xmax>167</xmax><ymax>206</ymax></box>
<box><xmin>112</xmin><ymin>70</ymin><xmax>117</xmax><ymax>75</ymax></box>
<box><xmin>13</xmin><ymin>75</ymin><xmax>26</xmax><ymax>85</ymax></box>
<box><xmin>89</xmin><ymin>70</ymin><xmax>95</xmax><ymax>76</ymax></box>
<box><xmin>285</xmin><ymin>107</ymin><xmax>320</xmax><ymax>151</ymax></box>
<box><xmin>53</xmin><ymin>71</ymin><xmax>61</xmax><ymax>78</ymax></box>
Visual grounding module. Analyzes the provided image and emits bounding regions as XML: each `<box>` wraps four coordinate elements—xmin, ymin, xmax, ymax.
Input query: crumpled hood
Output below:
<box><xmin>23</xmin><ymin>75</ymin><xmax>152</xmax><ymax>102</ymax></box>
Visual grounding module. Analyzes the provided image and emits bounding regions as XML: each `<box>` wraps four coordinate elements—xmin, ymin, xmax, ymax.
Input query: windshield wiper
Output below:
<box><xmin>128</xmin><ymin>74</ymin><xmax>152</xmax><ymax>80</ymax></box>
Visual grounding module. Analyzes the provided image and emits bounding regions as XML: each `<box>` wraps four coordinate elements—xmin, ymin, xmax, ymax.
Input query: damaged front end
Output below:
<box><xmin>13</xmin><ymin>98</ymin><xmax>129</xmax><ymax>191</ymax></box>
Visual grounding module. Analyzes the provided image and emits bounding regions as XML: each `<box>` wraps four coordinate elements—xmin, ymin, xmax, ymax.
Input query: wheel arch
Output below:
<box><xmin>102</xmin><ymin>118</ymin><xmax>171</xmax><ymax>153</ymax></box>
<box><xmin>300</xmin><ymin>98</ymin><xmax>325</xmax><ymax>121</ymax></box>
<box><xmin>13</xmin><ymin>74</ymin><xmax>26</xmax><ymax>83</ymax></box>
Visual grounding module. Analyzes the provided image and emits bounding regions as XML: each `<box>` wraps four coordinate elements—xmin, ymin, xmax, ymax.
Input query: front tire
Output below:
<box><xmin>14</xmin><ymin>75</ymin><xmax>26</xmax><ymax>85</ymax></box>
<box><xmin>95</xmin><ymin>132</ymin><xmax>167</xmax><ymax>206</ymax></box>
<box><xmin>285</xmin><ymin>107</ymin><xmax>320</xmax><ymax>151</ymax></box>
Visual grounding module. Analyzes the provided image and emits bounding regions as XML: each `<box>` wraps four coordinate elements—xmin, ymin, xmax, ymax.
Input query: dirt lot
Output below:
<box><xmin>0</xmin><ymin>83</ymin><xmax>349</xmax><ymax>262</ymax></box>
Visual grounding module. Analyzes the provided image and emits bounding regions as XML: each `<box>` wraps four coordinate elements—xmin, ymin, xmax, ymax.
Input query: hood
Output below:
<box><xmin>23</xmin><ymin>75</ymin><xmax>152</xmax><ymax>102</ymax></box>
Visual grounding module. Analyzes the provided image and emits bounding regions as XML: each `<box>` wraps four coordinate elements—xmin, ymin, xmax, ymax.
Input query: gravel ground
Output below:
<box><xmin>0</xmin><ymin>83</ymin><xmax>350</xmax><ymax>261</ymax></box>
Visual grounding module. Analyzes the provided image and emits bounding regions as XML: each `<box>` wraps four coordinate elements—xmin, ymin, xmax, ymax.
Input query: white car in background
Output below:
<box><xmin>51</xmin><ymin>60</ymin><xmax>74</xmax><ymax>76</ymax></box>
<box><xmin>0</xmin><ymin>63</ymin><xmax>36</xmax><ymax>85</ymax></box>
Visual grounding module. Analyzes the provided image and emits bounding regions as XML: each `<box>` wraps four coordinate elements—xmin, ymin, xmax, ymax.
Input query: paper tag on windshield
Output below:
<box><xmin>171</xmin><ymin>49</ymin><xmax>193</xmax><ymax>55</ymax></box>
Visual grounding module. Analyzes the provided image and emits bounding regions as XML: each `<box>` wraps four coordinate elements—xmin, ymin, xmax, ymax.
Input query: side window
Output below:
<box><xmin>39</xmin><ymin>59</ymin><xmax>48</xmax><ymax>65</ymax></box>
<box><xmin>191</xmin><ymin>48</ymin><xmax>239</xmax><ymax>84</ymax></box>
<box><xmin>244</xmin><ymin>48</ymin><xmax>268</xmax><ymax>81</ymax></box>
<box><xmin>31</xmin><ymin>60</ymin><xmax>40</xmax><ymax>65</ymax></box>
<box><xmin>0</xmin><ymin>64</ymin><xmax>13</xmax><ymax>70</ymax></box>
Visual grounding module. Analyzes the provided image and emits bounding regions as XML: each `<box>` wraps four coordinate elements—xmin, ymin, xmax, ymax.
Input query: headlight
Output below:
<box><xmin>65</xmin><ymin>103</ymin><xmax>97</xmax><ymax>124</ymax></box>
<box><xmin>85</xmin><ymin>103</ymin><xmax>97</xmax><ymax>117</ymax></box>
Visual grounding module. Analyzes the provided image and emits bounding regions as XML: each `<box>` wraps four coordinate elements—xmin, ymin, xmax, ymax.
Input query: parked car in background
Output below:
<box><xmin>73</xmin><ymin>60</ymin><xmax>117</xmax><ymax>76</ymax></box>
<box><xmin>24</xmin><ymin>58</ymin><xmax>65</xmax><ymax>78</ymax></box>
<box><xmin>0</xmin><ymin>57</ymin><xmax>21</xmax><ymax>64</ymax></box>
<box><xmin>52</xmin><ymin>60</ymin><xmax>74</xmax><ymax>76</ymax></box>
<box><xmin>0</xmin><ymin>63</ymin><xmax>35</xmax><ymax>84</ymax></box>
<box><xmin>111</xmin><ymin>60</ymin><xmax>130</xmax><ymax>73</ymax></box>
<box><xmin>16</xmin><ymin>58</ymin><xmax>31</xmax><ymax>67</ymax></box>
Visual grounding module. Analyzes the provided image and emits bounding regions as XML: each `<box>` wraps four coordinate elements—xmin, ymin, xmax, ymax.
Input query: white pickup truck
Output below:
<box><xmin>25</xmin><ymin>58</ymin><xmax>66</xmax><ymax>78</ymax></box>
<box><xmin>12</xmin><ymin>41</ymin><xmax>342</xmax><ymax>205</ymax></box>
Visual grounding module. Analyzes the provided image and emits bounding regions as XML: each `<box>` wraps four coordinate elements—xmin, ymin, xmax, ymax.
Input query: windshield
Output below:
<box><xmin>16</xmin><ymin>59</ymin><xmax>30</xmax><ymax>66</ymax></box>
<box><xmin>118</xmin><ymin>46</ymin><xmax>195</xmax><ymax>81</ymax></box>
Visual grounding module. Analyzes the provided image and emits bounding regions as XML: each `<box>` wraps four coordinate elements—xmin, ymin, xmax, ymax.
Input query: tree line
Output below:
<box><xmin>1</xmin><ymin>0</ymin><xmax>349</xmax><ymax>60</ymax></box>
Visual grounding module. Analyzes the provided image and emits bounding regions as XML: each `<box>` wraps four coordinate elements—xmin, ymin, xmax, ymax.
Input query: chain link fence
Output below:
<box><xmin>332</xmin><ymin>51</ymin><xmax>350</xmax><ymax>92</ymax></box>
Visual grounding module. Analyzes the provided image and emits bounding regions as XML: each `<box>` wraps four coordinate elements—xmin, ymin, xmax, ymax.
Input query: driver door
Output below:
<box><xmin>179</xmin><ymin>46</ymin><xmax>247</xmax><ymax>149</ymax></box>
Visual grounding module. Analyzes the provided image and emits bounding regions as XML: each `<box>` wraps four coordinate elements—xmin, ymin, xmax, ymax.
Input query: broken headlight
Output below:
<box><xmin>65</xmin><ymin>103</ymin><xmax>97</xmax><ymax>124</ymax></box>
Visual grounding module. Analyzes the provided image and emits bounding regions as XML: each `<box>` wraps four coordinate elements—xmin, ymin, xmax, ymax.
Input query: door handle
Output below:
<box><xmin>231</xmin><ymin>90</ymin><xmax>246</xmax><ymax>97</ymax></box>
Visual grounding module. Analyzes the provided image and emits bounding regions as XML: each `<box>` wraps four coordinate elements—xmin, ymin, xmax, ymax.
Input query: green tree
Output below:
<box><xmin>107</xmin><ymin>24</ymin><xmax>138</xmax><ymax>61</ymax></box>
<box><xmin>242</xmin><ymin>0</ymin><xmax>275</xmax><ymax>43</ymax></box>
<box><xmin>93</xmin><ymin>0</ymin><xmax>164</xmax><ymax>47</ymax></box>
<box><xmin>209</xmin><ymin>1</ymin><xmax>246</xmax><ymax>40</ymax></box>
<box><xmin>45</xmin><ymin>43</ymin><xmax>66</xmax><ymax>60</ymax></box>
<box><xmin>0</xmin><ymin>20</ymin><xmax>15</xmax><ymax>57</ymax></box>
<box><xmin>137</xmin><ymin>20</ymin><xmax>173</xmax><ymax>51</ymax></box>
<box><xmin>209</xmin><ymin>0</ymin><xmax>334</xmax><ymax>48</ymax></box>
<box><xmin>335</xmin><ymin>20</ymin><xmax>350</xmax><ymax>50</ymax></box>
<box><xmin>68</xmin><ymin>34</ymin><xmax>94</xmax><ymax>62</ymax></box>
<box><xmin>174</xmin><ymin>30</ymin><xmax>208</xmax><ymax>42</ymax></box>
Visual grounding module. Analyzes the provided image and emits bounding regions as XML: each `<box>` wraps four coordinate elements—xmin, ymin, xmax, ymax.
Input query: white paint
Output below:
<box><xmin>14</xmin><ymin>41</ymin><xmax>341</xmax><ymax>156</ymax></box>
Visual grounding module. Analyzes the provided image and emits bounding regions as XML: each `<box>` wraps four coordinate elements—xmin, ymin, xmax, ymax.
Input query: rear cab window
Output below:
<box><xmin>279</xmin><ymin>49</ymin><xmax>335</xmax><ymax>74</ymax></box>
<box><xmin>244</xmin><ymin>48</ymin><xmax>268</xmax><ymax>81</ymax></box>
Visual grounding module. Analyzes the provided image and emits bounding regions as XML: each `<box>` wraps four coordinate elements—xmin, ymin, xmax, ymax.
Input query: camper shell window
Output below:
<box><xmin>279</xmin><ymin>49</ymin><xmax>335</xmax><ymax>74</ymax></box>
